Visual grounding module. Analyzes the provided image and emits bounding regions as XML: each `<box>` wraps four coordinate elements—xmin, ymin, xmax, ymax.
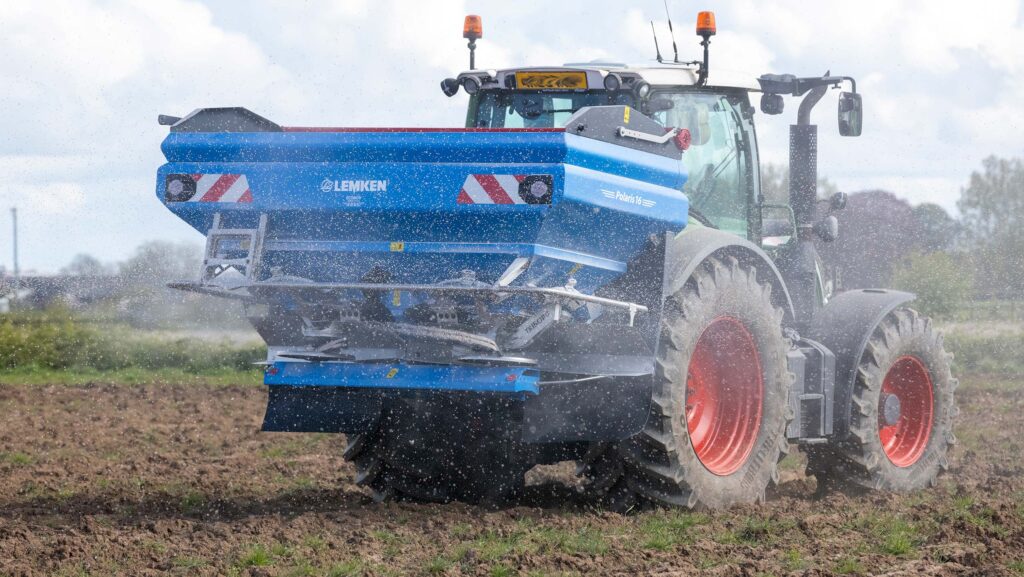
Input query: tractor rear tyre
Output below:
<box><xmin>583</xmin><ymin>256</ymin><xmax>792</xmax><ymax>510</ymax></box>
<box><xmin>806</xmin><ymin>308</ymin><xmax>956</xmax><ymax>492</ymax></box>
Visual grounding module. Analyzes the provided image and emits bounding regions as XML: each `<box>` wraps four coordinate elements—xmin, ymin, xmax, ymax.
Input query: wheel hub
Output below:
<box><xmin>878</xmin><ymin>355</ymin><xmax>934</xmax><ymax>468</ymax></box>
<box><xmin>685</xmin><ymin>317</ymin><xmax>764</xmax><ymax>476</ymax></box>
<box><xmin>880</xmin><ymin>392</ymin><xmax>902</xmax><ymax>427</ymax></box>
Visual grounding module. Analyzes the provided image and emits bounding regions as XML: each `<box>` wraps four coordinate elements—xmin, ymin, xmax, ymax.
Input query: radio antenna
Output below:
<box><xmin>663</xmin><ymin>0</ymin><xmax>679</xmax><ymax>63</ymax></box>
<box><xmin>650</xmin><ymin>21</ymin><xmax>664</xmax><ymax>63</ymax></box>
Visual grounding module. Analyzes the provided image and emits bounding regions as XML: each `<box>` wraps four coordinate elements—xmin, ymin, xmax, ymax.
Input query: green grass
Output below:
<box><xmin>424</xmin><ymin>555</ymin><xmax>452</xmax><ymax>575</ymax></box>
<box><xmin>1008</xmin><ymin>560</ymin><xmax>1024</xmax><ymax>575</ymax></box>
<box><xmin>835</xmin><ymin>557</ymin><xmax>865</xmax><ymax>575</ymax></box>
<box><xmin>237</xmin><ymin>544</ymin><xmax>273</xmax><ymax>568</ymax></box>
<box><xmin>302</xmin><ymin>534</ymin><xmax>327</xmax><ymax>553</ymax></box>
<box><xmin>284</xmin><ymin>561</ymin><xmax>317</xmax><ymax>577</ymax></box>
<box><xmin>326</xmin><ymin>559</ymin><xmax>364</xmax><ymax>577</ymax></box>
<box><xmin>881</xmin><ymin>531</ymin><xmax>915</xmax><ymax>555</ymax></box>
<box><xmin>782</xmin><ymin>549</ymin><xmax>806</xmax><ymax>571</ymax></box>
<box><xmin>467</xmin><ymin>529</ymin><xmax>524</xmax><ymax>561</ymax></box>
<box><xmin>171</xmin><ymin>556</ymin><xmax>208</xmax><ymax>569</ymax></box>
<box><xmin>0</xmin><ymin>309</ymin><xmax>265</xmax><ymax>375</ymax></box>
<box><xmin>851</xmin><ymin>513</ymin><xmax>923</xmax><ymax>557</ymax></box>
<box><xmin>949</xmin><ymin>495</ymin><xmax>1011</xmax><ymax>538</ymax></box>
<box><xmin>179</xmin><ymin>490</ymin><xmax>207</xmax><ymax>513</ymax></box>
<box><xmin>0</xmin><ymin>451</ymin><xmax>33</xmax><ymax>466</ymax></box>
<box><xmin>535</xmin><ymin>526</ymin><xmax>608</xmax><ymax>556</ymax></box>
<box><xmin>450</xmin><ymin>522</ymin><xmax>473</xmax><ymax>538</ymax></box>
<box><xmin>372</xmin><ymin>529</ymin><xmax>408</xmax><ymax>557</ymax></box>
<box><xmin>638</xmin><ymin>510</ymin><xmax>707</xmax><ymax>550</ymax></box>
<box><xmin>943</xmin><ymin>330</ymin><xmax>1024</xmax><ymax>377</ymax></box>
<box><xmin>0</xmin><ymin>366</ymin><xmax>262</xmax><ymax>386</ymax></box>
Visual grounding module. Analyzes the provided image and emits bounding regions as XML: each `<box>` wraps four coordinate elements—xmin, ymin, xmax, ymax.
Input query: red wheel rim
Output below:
<box><xmin>685</xmin><ymin>317</ymin><xmax>764</xmax><ymax>476</ymax></box>
<box><xmin>879</xmin><ymin>355</ymin><xmax>934</xmax><ymax>467</ymax></box>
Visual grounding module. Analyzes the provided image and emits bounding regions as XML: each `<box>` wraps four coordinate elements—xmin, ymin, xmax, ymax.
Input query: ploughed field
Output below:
<box><xmin>0</xmin><ymin>376</ymin><xmax>1021</xmax><ymax>577</ymax></box>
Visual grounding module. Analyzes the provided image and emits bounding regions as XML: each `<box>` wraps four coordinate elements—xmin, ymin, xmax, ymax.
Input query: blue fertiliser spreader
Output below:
<box><xmin>159</xmin><ymin>106</ymin><xmax>688</xmax><ymax>418</ymax></box>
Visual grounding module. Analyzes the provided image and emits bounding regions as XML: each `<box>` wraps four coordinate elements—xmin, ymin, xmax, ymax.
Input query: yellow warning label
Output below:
<box><xmin>392</xmin><ymin>290</ymin><xmax>401</xmax><ymax>306</ymax></box>
<box><xmin>385</xmin><ymin>368</ymin><xmax>399</xmax><ymax>379</ymax></box>
<box><xmin>567</xmin><ymin>263</ymin><xmax>584</xmax><ymax>277</ymax></box>
<box><xmin>389</xmin><ymin>241</ymin><xmax>404</xmax><ymax>252</ymax></box>
<box><xmin>623</xmin><ymin>106</ymin><xmax>630</xmax><ymax>124</ymax></box>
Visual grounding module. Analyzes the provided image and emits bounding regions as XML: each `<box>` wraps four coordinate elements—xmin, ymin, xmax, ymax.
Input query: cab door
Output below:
<box><xmin>650</xmin><ymin>91</ymin><xmax>759</xmax><ymax>240</ymax></box>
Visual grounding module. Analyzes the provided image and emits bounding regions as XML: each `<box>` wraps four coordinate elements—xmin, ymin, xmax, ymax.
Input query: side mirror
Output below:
<box><xmin>814</xmin><ymin>215</ymin><xmax>839</xmax><ymax>242</ymax></box>
<box><xmin>762</xmin><ymin>218</ymin><xmax>795</xmax><ymax>238</ymax></box>
<box><xmin>760</xmin><ymin>204</ymin><xmax>797</xmax><ymax>247</ymax></box>
<box><xmin>838</xmin><ymin>92</ymin><xmax>862</xmax><ymax>137</ymax></box>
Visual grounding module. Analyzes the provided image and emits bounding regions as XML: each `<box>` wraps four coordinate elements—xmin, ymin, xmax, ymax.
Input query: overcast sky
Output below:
<box><xmin>1</xmin><ymin>0</ymin><xmax>1022</xmax><ymax>273</ymax></box>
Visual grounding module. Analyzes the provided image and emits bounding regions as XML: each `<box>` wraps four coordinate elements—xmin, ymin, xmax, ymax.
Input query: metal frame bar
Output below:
<box><xmin>250</xmin><ymin>281</ymin><xmax>647</xmax><ymax>316</ymax></box>
<box><xmin>170</xmin><ymin>279</ymin><xmax>646</xmax><ymax>316</ymax></box>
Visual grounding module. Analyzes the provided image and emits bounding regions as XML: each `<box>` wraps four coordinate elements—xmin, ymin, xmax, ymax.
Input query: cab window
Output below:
<box><xmin>650</xmin><ymin>92</ymin><xmax>755</xmax><ymax>236</ymax></box>
<box><xmin>470</xmin><ymin>90</ymin><xmax>633</xmax><ymax>128</ymax></box>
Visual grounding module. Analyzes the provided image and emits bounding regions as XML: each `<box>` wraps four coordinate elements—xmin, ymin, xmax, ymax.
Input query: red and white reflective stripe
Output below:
<box><xmin>458</xmin><ymin>174</ymin><xmax>526</xmax><ymax>205</ymax></box>
<box><xmin>189</xmin><ymin>174</ymin><xmax>252</xmax><ymax>203</ymax></box>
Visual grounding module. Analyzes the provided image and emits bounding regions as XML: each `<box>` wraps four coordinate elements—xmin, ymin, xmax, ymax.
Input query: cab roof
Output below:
<box><xmin>459</xmin><ymin>61</ymin><xmax>761</xmax><ymax>91</ymax></box>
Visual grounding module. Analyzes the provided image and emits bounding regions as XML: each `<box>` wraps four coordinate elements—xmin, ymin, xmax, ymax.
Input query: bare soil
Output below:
<box><xmin>0</xmin><ymin>377</ymin><xmax>1021</xmax><ymax>576</ymax></box>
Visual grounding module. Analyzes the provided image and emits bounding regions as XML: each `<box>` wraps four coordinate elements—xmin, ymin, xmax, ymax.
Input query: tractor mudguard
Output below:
<box><xmin>805</xmin><ymin>288</ymin><xmax>915</xmax><ymax>440</ymax></box>
<box><xmin>664</xmin><ymin>227</ymin><xmax>796</xmax><ymax>322</ymax></box>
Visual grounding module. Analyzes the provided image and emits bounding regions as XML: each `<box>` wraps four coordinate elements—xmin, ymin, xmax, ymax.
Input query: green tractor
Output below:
<box><xmin>159</xmin><ymin>11</ymin><xmax>956</xmax><ymax>509</ymax></box>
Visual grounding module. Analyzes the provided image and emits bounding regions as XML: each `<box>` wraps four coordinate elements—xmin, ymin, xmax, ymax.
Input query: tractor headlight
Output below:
<box><xmin>441</xmin><ymin>77</ymin><xmax>460</xmax><ymax>97</ymax></box>
<box><xmin>603</xmin><ymin>73</ymin><xmax>622</xmax><ymax>92</ymax></box>
<box><xmin>462</xmin><ymin>76</ymin><xmax>481</xmax><ymax>95</ymax></box>
<box><xmin>633</xmin><ymin>80</ymin><xmax>651</xmax><ymax>99</ymax></box>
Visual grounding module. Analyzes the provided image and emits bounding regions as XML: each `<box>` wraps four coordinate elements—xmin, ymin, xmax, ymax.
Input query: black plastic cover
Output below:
<box><xmin>169</xmin><ymin>107</ymin><xmax>282</xmax><ymax>133</ymax></box>
<box><xmin>262</xmin><ymin>386</ymin><xmax>382</xmax><ymax>433</ymax></box>
<box><xmin>565</xmin><ymin>105</ymin><xmax>682</xmax><ymax>160</ymax></box>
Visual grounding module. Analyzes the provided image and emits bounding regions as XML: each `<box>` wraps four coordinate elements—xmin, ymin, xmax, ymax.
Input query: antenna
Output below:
<box><xmin>663</xmin><ymin>0</ymin><xmax>679</xmax><ymax>63</ymax></box>
<box><xmin>650</xmin><ymin>21</ymin><xmax>664</xmax><ymax>63</ymax></box>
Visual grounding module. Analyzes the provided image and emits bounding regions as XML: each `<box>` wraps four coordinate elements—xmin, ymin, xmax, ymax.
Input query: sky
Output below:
<box><xmin>0</xmin><ymin>0</ymin><xmax>1022</xmax><ymax>274</ymax></box>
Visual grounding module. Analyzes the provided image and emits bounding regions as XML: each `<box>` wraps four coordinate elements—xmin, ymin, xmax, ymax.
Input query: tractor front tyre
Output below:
<box><xmin>588</xmin><ymin>256</ymin><xmax>793</xmax><ymax>510</ymax></box>
<box><xmin>807</xmin><ymin>309</ymin><xmax>957</xmax><ymax>493</ymax></box>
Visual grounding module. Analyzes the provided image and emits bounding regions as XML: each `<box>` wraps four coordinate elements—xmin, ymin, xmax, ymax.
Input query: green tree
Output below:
<box><xmin>818</xmin><ymin>190</ymin><xmax>919</xmax><ymax>289</ymax></box>
<box><xmin>114</xmin><ymin>241</ymin><xmax>247</xmax><ymax>330</ymax></box>
<box><xmin>60</xmin><ymin>253</ymin><xmax>113</xmax><ymax>276</ymax></box>
<box><xmin>911</xmin><ymin>203</ymin><xmax>959</xmax><ymax>253</ymax></box>
<box><xmin>957</xmin><ymin>156</ymin><xmax>1024</xmax><ymax>299</ymax></box>
<box><xmin>891</xmin><ymin>252</ymin><xmax>973</xmax><ymax>318</ymax></box>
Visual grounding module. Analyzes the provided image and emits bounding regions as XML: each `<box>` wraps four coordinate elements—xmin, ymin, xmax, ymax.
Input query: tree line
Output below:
<box><xmin>812</xmin><ymin>155</ymin><xmax>1023</xmax><ymax>317</ymax></box>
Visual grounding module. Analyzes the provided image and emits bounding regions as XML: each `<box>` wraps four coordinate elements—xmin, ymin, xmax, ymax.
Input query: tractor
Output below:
<box><xmin>156</xmin><ymin>11</ymin><xmax>956</xmax><ymax>509</ymax></box>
